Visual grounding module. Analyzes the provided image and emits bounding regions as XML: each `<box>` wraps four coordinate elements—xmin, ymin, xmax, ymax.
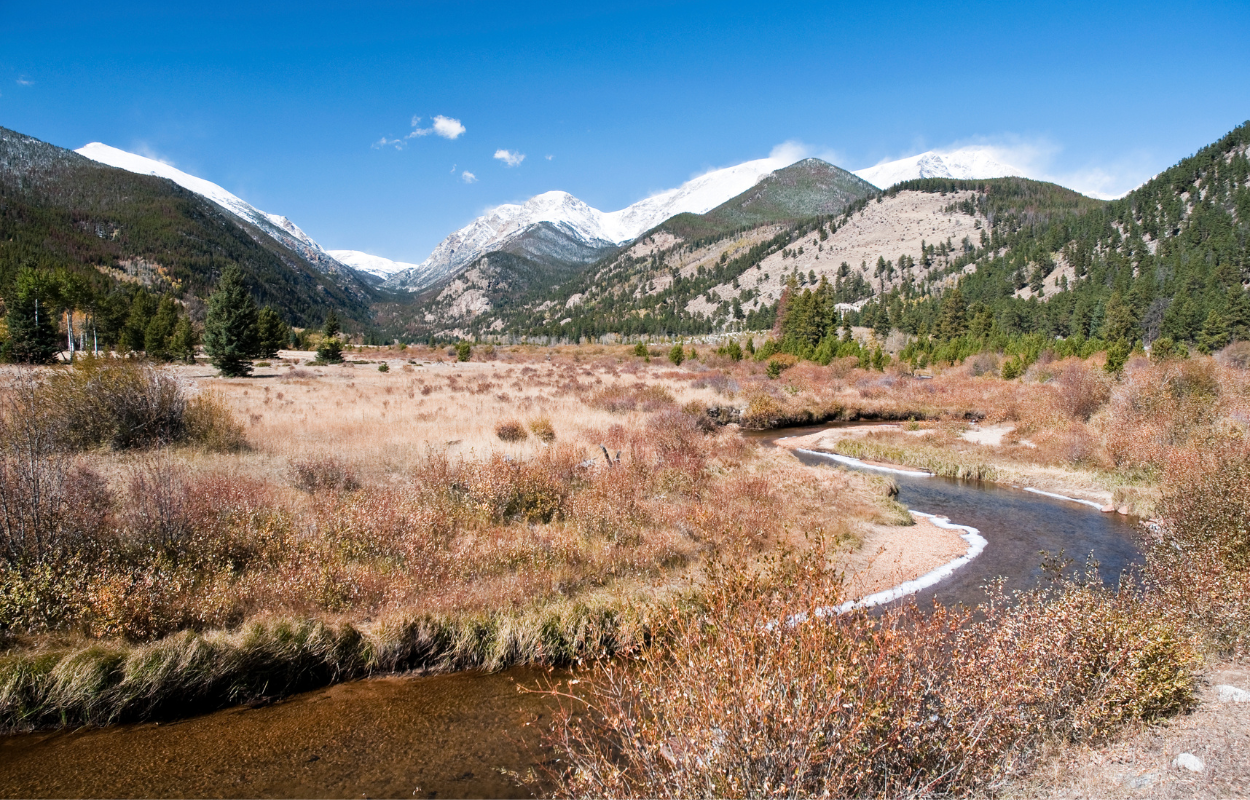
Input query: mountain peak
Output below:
<box><xmin>853</xmin><ymin>146</ymin><xmax>1027</xmax><ymax>189</ymax></box>
<box><xmin>385</xmin><ymin>152</ymin><xmax>804</xmax><ymax>292</ymax></box>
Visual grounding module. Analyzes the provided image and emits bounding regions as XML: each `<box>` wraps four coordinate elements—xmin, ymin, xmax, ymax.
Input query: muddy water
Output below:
<box><xmin>0</xmin><ymin>423</ymin><xmax>1143</xmax><ymax>799</ymax></box>
<box><xmin>0</xmin><ymin>668</ymin><xmax>570</xmax><ymax>799</ymax></box>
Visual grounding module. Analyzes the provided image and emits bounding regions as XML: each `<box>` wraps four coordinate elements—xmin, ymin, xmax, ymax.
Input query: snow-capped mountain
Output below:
<box><xmin>327</xmin><ymin>249</ymin><xmax>421</xmax><ymax>279</ymax></box>
<box><xmin>75</xmin><ymin>143</ymin><xmax>355</xmax><ymax>280</ymax></box>
<box><xmin>853</xmin><ymin>146</ymin><xmax>1028</xmax><ymax>189</ymax></box>
<box><xmin>385</xmin><ymin>153</ymin><xmax>800</xmax><ymax>292</ymax></box>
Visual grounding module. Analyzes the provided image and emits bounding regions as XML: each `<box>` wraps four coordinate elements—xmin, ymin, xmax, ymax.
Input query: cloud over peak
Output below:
<box><xmin>493</xmin><ymin>149</ymin><xmax>525</xmax><ymax>167</ymax></box>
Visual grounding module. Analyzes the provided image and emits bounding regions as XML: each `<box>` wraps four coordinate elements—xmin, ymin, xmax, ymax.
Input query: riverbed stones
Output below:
<box><xmin>1172</xmin><ymin>752</ymin><xmax>1205</xmax><ymax>772</ymax></box>
<box><xmin>1100</xmin><ymin>503</ymin><xmax>1116</xmax><ymax>513</ymax></box>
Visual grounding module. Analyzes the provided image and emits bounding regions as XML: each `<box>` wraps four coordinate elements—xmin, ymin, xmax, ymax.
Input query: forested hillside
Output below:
<box><xmin>773</xmin><ymin>121</ymin><xmax>1250</xmax><ymax>367</ymax></box>
<box><xmin>0</xmin><ymin>127</ymin><xmax>375</xmax><ymax>349</ymax></box>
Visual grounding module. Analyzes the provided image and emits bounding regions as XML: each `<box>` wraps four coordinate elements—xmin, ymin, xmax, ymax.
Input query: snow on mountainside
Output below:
<box><xmin>74</xmin><ymin>143</ymin><xmax>356</xmax><ymax>280</ymax></box>
<box><xmin>385</xmin><ymin>153</ymin><xmax>800</xmax><ymax>293</ymax></box>
<box><xmin>853</xmin><ymin>146</ymin><xmax>1028</xmax><ymax>189</ymax></box>
<box><xmin>327</xmin><ymin>250</ymin><xmax>420</xmax><ymax>279</ymax></box>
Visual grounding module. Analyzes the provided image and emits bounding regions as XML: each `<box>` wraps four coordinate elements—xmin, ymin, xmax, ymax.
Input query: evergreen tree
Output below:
<box><xmin>1101</xmin><ymin>291</ymin><xmax>1139</xmax><ymax>345</ymax></box>
<box><xmin>935</xmin><ymin>286</ymin><xmax>968</xmax><ymax>340</ymax></box>
<box><xmin>120</xmin><ymin>290</ymin><xmax>157</xmax><ymax>353</ymax></box>
<box><xmin>1197</xmin><ymin>309</ymin><xmax>1230</xmax><ymax>353</ymax></box>
<box><xmin>2</xmin><ymin>270</ymin><xmax>62</xmax><ymax>364</ymax></box>
<box><xmin>203</xmin><ymin>264</ymin><xmax>260</xmax><ymax>377</ymax></box>
<box><xmin>144</xmin><ymin>297</ymin><xmax>180</xmax><ymax>360</ymax></box>
<box><xmin>169</xmin><ymin>317</ymin><xmax>199</xmax><ymax>363</ymax></box>
<box><xmin>255</xmin><ymin>307</ymin><xmax>289</xmax><ymax>359</ymax></box>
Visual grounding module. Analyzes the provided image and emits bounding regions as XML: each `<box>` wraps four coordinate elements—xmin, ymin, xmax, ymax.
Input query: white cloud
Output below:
<box><xmin>545</xmin><ymin>154</ymin><xmax>553</xmax><ymax>161</ymax></box>
<box><xmin>15</xmin><ymin>76</ymin><xmax>33</xmax><ymax>86</ymax></box>
<box><xmin>493</xmin><ymin>149</ymin><xmax>525</xmax><ymax>167</ymax></box>
<box><xmin>461</xmin><ymin>170</ymin><xmax>477</xmax><ymax>183</ymax></box>
<box><xmin>378</xmin><ymin>114</ymin><xmax>466</xmax><ymax>149</ymax></box>
<box><xmin>431</xmin><ymin>115</ymin><xmax>466</xmax><ymax>140</ymax></box>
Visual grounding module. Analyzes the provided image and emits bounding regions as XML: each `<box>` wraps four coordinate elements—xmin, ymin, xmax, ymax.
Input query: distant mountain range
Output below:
<box><xmin>67</xmin><ymin>139</ymin><xmax>1044</xmax><ymax>309</ymax></box>
<box><xmin>381</xmin><ymin>153</ymin><xmax>803</xmax><ymax>293</ymax></box>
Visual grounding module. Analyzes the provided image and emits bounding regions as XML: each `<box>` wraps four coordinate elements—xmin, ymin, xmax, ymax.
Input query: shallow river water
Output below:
<box><xmin>0</xmin><ymin>424</ymin><xmax>1143</xmax><ymax>799</ymax></box>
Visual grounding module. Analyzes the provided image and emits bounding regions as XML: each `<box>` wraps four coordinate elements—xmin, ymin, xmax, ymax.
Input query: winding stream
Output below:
<box><xmin>0</xmin><ymin>424</ymin><xmax>1143</xmax><ymax>799</ymax></box>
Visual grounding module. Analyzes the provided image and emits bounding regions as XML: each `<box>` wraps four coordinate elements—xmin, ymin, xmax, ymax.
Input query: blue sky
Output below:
<box><xmin>2</xmin><ymin>0</ymin><xmax>1248</xmax><ymax>263</ymax></box>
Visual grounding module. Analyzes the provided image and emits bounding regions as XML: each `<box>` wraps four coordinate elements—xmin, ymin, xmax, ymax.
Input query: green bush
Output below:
<box><xmin>456</xmin><ymin>341</ymin><xmax>472</xmax><ymax>362</ymax></box>
<box><xmin>633</xmin><ymin>342</ymin><xmax>648</xmax><ymax>357</ymax></box>
<box><xmin>668</xmin><ymin>345</ymin><xmax>685</xmax><ymax>366</ymax></box>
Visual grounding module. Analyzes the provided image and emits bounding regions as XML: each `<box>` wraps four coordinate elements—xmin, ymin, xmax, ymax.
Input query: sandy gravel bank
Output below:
<box><xmin>840</xmin><ymin>513</ymin><xmax>970</xmax><ymax>601</ymax></box>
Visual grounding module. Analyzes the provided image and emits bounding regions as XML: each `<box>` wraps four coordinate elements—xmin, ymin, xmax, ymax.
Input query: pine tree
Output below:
<box><xmin>1101</xmin><ymin>291</ymin><xmax>1139</xmax><ymax>345</ymax></box>
<box><xmin>2</xmin><ymin>271</ymin><xmax>62</xmax><ymax>364</ymax></box>
<box><xmin>315</xmin><ymin>310</ymin><xmax>344</xmax><ymax>364</ymax></box>
<box><xmin>144</xmin><ymin>297</ymin><xmax>180</xmax><ymax>360</ymax></box>
<box><xmin>203</xmin><ymin>264</ymin><xmax>259</xmax><ymax>377</ymax></box>
<box><xmin>169</xmin><ymin>317</ymin><xmax>199</xmax><ymax>364</ymax></box>
<box><xmin>1197</xmin><ymin>309</ymin><xmax>1230</xmax><ymax>353</ymax></box>
<box><xmin>120</xmin><ymin>290</ymin><xmax>157</xmax><ymax>353</ymax></box>
<box><xmin>935</xmin><ymin>286</ymin><xmax>967</xmax><ymax>340</ymax></box>
<box><xmin>255</xmin><ymin>307</ymin><xmax>289</xmax><ymax>359</ymax></box>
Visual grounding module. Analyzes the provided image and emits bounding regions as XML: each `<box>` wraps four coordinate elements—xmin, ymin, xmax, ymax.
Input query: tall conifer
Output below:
<box><xmin>203</xmin><ymin>264</ymin><xmax>259</xmax><ymax>377</ymax></box>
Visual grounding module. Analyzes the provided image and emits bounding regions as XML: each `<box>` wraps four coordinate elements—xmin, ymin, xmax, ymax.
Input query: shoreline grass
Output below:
<box><xmin>0</xmin><ymin>596</ymin><xmax>655</xmax><ymax>732</ymax></box>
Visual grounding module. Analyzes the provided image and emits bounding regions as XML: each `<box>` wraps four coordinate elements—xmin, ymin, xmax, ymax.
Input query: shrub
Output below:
<box><xmin>968</xmin><ymin>352</ymin><xmax>999</xmax><ymax>377</ymax></box>
<box><xmin>1149</xmin><ymin>441</ymin><xmax>1250</xmax><ymax>657</ymax></box>
<box><xmin>495</xmin><ymin>419</ymin><xmax>529</xmax><ymax>442</ymax></box>
<box><xmin>456</xmin><ymin>341</ymin><xmax>472</xmax><ymax>362</ymax></box>
<box><xmin>1216</xmin><ymin>340</ymin><xmax>1250</xmax><ymax>370</ymax></box>
<box><xmin>633</xmin><ymin>342</ymin><xmax>648</xmax><ymax>358</ymax></box>
<box><xmin>668</xmin><ymin>345</ymin><xmax>685</xmax><ymax>366</ymax></box>
<box><xmin>588</xmin><ymin>384</ymin><xmax>675</xmax><ymax>413</ymax></box>
<box><xmin>766</xmin><ymin>359</ymin><xmax>783</xmax><ymax>379</ymax></box>
<box><xmin>39</xmin><ymin>357</ymin><xmax>187</xmax><ymax>450</ymax></box>
<box><xmin>1001</xmin><ymin>358</ymin><xmax>1023</xmax><ymax>380</ymax></box>
<box><xmin>183</xmin><ymin>392</ymin><xmax>247</xmax><ymax>452</ymax></box>
<box><xmin>1055</xmin><ymin>359</ymin><xmax>1111</xmax><ymax>420</ymax></box>
<box><xmin>289</xmin><ymin>456</ymin><xmax>360</xmax><ymax>494</ymax></box>
<box><xmin>528</xmin><ymin>417</ymin><xmax>556</xmax><ymax>443</ymax></box>
<box><xmin>378</xmin><ymin>363</ymin><xmax>390</xmax><ymax>373</ymax></box>
<box><xmin>553</xmin><ymin>553</ymin><xmax>1197</xmax><ymax>798</ymax></box>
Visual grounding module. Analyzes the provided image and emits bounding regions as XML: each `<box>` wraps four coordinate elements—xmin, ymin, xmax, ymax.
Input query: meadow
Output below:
<box><xmin>0</xmin><ymin>339</ymin><xmax>1246</xmax><ymax>797</ymax></box>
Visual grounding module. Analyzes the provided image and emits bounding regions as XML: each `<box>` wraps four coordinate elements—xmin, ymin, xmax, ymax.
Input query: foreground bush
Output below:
<box><xmin>2</xmin><ymin>357</ymin><xmax>245</xmax><ymax>453</ymax></box>
<box><xmin>552</xmin><ymin>554</ymin><xmax>1196</xmax><ymax>798</ymax></box>
<box><xmin>1148</xmin><ymin>440</ymin><xmax>1250</xmax><ymax>658</ymax></box>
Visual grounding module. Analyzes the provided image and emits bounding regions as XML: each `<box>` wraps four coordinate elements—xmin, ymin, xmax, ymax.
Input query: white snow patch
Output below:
<box><xmin>327</xmin><ymin>250</ymin><xmax>420</xmax><ymax>279</ymax></box>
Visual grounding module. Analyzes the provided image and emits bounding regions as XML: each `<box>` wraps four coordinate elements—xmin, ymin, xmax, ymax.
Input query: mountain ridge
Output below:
<box><xmin>381</xmin><ymin>153</ymin><xmax>805</xmax><ymax>293</ymax></box>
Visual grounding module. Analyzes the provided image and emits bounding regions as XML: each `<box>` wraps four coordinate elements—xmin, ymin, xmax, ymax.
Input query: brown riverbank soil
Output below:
<box><xmin>1011</xmin><ymin>663</ymin><xmax>1250</xmax><ymax>799</ymax></box>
